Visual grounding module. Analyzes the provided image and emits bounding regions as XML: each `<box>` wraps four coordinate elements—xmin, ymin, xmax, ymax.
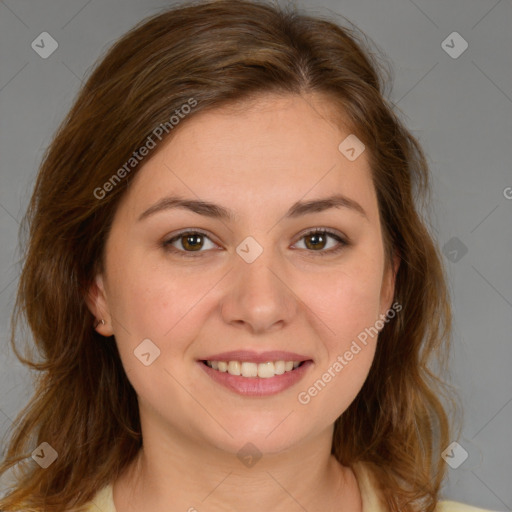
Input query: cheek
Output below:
<box><xmin>296</xmin><ymin>275</ymin><xmax>380</xmax><ymax>423</ymax></box>
<box><xmin>302</xmin><ymin>350</ymin><xmax>376</xmax><ymax>427</ymax></box>
<box><xmin>292</xmin><ymin>255</ymin><xmax>383</xmax><ymax>415</ymax></box>
<box><xmin>108</xmin><ymin>258</ymin><xmax>205</xmax><ymax>336</ymax></box>
<box><xmin>298</xmin><ymin>255</ymin><xmax>384</xmax><ymax>346</ymax></box>
<box><xmin>106</xmin><ymin>256</ymin><xmax>230</xmax><ymax>390</ymax></box>
<box><xmin>104</xmin><ymin>263</ymin><xmax>190</xmax><ymax>376</ymax></box>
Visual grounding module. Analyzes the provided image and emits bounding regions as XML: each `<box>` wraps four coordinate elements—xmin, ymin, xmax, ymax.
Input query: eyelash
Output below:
<box><xmin>162</xmin><ymin>228</ymin><xmax>348</xmax><ymax>258</ymax></box>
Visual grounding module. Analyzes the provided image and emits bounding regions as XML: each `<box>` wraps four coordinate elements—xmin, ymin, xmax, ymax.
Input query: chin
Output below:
<box><xmin>201</xmin><ymin>418</ymin><xmax>307</xmax><ymax>456</ymax></box>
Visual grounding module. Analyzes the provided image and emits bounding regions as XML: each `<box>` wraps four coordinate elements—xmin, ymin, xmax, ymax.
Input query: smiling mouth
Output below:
<box><xmin>202</xmin><ymin>360</ymin><xmax>307</xmax><ymax>378</ymax></box>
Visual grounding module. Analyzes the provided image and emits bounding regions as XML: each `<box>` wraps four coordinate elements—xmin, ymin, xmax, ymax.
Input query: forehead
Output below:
<box><xmin>122</xmin><ymin>93</ymin><xmax>378</xmax><ymax>223</ymax></box>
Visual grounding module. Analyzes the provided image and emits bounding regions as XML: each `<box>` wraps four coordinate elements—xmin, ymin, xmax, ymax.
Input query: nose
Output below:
<box><xmin>220</xmin><ymin>248</ymin><xmax>299</xmax><ymax>335</ymax></box>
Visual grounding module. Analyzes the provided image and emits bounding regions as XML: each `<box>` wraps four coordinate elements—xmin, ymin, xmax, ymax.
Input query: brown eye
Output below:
<box><xmin>163</xmin><ymin>228</ymin><xmax>348</xmax><ymax>259</ymax></box>
<box><xmin>180</xmin><ymin>233</ymin><xmax>204</xmax><ymax>251</ymax></box>
<box><xmin>163</xmin><ymin>230</ymin><xmax>217</xmax><ymax>256</ymax></box>
<box><xmin>304</xmin><ymin>232</ymin><xmax>328</xmax><ymax>250</ymax></box>
<box><xmin>294</xmin><ymin>229</ymin><xmax>348</xmax><ymax>256</ymax></box>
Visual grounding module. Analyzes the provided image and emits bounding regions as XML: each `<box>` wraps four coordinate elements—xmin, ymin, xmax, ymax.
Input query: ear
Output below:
<box><xmin>379</xmin><ymin>250</ymin><xmax>400</xmax><ymax>317</ymax></box>
<box><xmin>85</xmin><ymin>274</ymin><xmax>114</xmax><ymax>337</ymax></box>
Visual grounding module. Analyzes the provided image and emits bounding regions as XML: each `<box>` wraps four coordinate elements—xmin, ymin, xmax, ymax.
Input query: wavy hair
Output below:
<box><xmin>0</xmin><ymin>0</ymin><xmax>459</xmax><ymax>510</ymax></box>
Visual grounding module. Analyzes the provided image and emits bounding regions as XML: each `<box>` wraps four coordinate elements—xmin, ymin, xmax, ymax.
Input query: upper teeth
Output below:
<box><xmin>206</xmin><ymin>360</ymin><xmax>301</xmax><ymax>378</ymax></box>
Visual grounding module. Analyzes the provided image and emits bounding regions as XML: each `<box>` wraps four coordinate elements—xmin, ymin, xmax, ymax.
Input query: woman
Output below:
<box><xmin>0</xmin><ymin>1</ymin><xmax>498</xmax><ymax>511</ymax></box>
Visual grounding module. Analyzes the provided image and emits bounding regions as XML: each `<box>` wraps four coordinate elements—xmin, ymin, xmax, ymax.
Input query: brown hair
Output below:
<box><xmin>0</xmin><ymin>0</ymin><xmax>459</xmax><ymax>510</ymax></box>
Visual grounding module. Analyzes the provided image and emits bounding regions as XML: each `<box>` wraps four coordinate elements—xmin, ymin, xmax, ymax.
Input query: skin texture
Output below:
<box><xmin>87</xmin><ymin>92</ymin><xmax>398</xmax><ymax>512</ymax></box>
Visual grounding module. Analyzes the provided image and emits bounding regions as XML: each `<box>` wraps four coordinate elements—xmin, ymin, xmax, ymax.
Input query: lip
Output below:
<box><xmin>198</xmin><ymin>359</ymin><xmax>314</xmax><ymax>397</ymax></box>
<box><xmin>199</xmin><ymin>350</ymin><xmax>311</xmax><ymax>364</ymax></box>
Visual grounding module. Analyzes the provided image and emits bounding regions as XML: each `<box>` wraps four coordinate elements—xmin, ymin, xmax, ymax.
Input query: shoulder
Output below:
<box><xmin>351</xmin><ymin>460</ymin><xmax>500</xmax><ymax>512</ymax></box>
<box><xmin>78</xmin><ymin>476</ymin><xmax>502</xmax><ymax>512</ymax></box>
<box><xmin>436</xmin><ymin>500</ymin><xmax>502</xmax><ymax>512</ymax></box>
<box><xmin>81</xmin><ymin>483</ymin><xmax>116</xmax><ymax>512</ymax></box>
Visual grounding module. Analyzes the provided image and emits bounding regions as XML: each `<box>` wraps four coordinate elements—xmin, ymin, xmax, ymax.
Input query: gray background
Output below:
<box><xmin>0</xmin><ymin>0</ymin><xmax>511</xmax><ymax>510</ymax></box>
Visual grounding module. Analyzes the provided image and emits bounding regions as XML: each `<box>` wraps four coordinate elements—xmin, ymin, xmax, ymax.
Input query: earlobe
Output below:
<box><xmin>86</xmin><ymin>274</ymin><xmax>114</xmax><ymax>336</ymax></box>
<box><xmin>381</xmin><ymin>251</ymin><xmax>400</xmax><ymax>316</ymax></box>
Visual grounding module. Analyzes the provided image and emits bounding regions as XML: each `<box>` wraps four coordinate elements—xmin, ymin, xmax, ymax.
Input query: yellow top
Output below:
<box><xmin>83</xmin><ymin>461</ymin><xmax>499</xmax><ymax>512</ymax></box>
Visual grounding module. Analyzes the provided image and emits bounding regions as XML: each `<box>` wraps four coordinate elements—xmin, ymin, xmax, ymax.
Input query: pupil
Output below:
<box><xmin>184</xmin><ymin>234</ymin><xmax>202</xmax><ymax>251</ymax></box>
<box><xmin>307</xmin><ymin>233</ymin><xmax>325</xmax><ymax>250</ymax></box>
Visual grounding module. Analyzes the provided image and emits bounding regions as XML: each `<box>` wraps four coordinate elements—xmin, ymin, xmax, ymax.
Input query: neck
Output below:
<box><xmin>113</xmin><ymin>416</ymin><xmax>362</xmax><ymax>512</ymax></box>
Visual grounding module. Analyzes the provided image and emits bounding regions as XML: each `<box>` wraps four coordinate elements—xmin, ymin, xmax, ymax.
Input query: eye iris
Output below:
<box><xmin>305</xmin><ymin>232</ymin><xmax>326</xmax><ymax>250</ymax></box>
<box><xmin>182</xmin><ymin>233</ymin><xmax>203</xmax><ymax>251</ymax></box>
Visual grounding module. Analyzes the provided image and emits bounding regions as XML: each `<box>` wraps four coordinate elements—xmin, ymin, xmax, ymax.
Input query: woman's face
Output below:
<box><xmin>89</xmin><ymin>93</ymin><xmax>397</xmax><ymax>456</ymax></box>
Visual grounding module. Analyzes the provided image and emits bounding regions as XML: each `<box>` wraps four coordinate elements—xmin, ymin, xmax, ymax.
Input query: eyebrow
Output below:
<box><xmin>138</xmin><ymin>193</ymin><xmax>368</xmax><ymax>222</ymax></box>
